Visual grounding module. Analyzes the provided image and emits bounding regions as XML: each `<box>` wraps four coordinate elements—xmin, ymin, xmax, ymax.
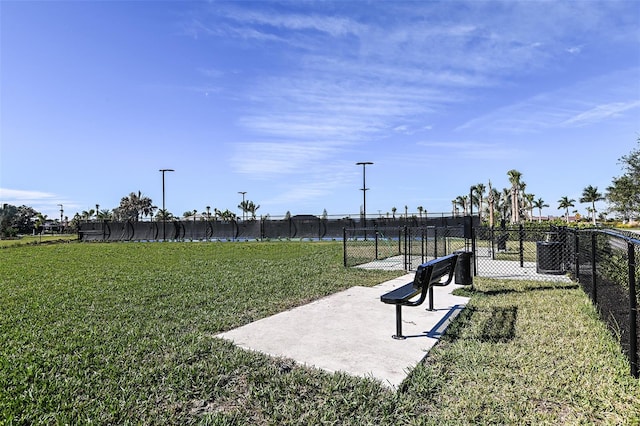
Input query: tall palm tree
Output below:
<box><xmin>81</xmin><ymin>209</ymin><xmax>95</xmax><ymax>221</ymax></box>
<box><xmin>580</xmin><ymin>185</ymin><xmax>604</xmax><ymax>225</ymax></box>
<box><xmin>246</xmin><ymin>201</ymin><xmax>260</xmax><ymax>220</ymax></box>
<box><xmin>507</xmin><ymin>169</ymin><xmax>523</xmax><ymax>223</ymax></box>
<box><xmin>519</xmin><ymin>182</ymin><xmax>528</xmax><ymax>219</ymax></box>
<box><xmin>117</xmin><ymin>191</ymin><xmax>154</xmax><ymax>221</ymax></box>
<box><xmin>500</xmin><ymin>188</ymin><xmax>512</xmax><ymax>222</ymax></box>
<box><xmin>455</xmin><ymin>195</ymin><xmax>469</xmax><ymax>216</ymax></box>
<box><xmin>183</xmin><ymin>210</ymin><xmax>198</xmax><ymax>222</ymax></box>
<box><xmin>557</xmin><ymin>196</ymin><xmax>576</xmax><ymax>223</ymax></box>
<box><xmin>155</xmin><ymin>209</ymin><xmax>174</xmax><ymax>221</ymax></box>
<box><xmin>417</xmin><ymin>206</ymin><xmax>424</xmax><ymax>221</ymax></box>
<box><xmin>532</xmin><ymin>198</ymin><xmax>549</xmax><ymax>222</ymax></box>
<box><xmin>523</xmin><ymin>193</ymin><xmax>535</xmax><ymax>221</ymax></box>
<box><xmin>215</xmin><ymin>208</ymin><xmax>236</xmax><ymax>222</ymax></box>
<box><xmin>487</xmin><ymin>181</ymin><xmax>498</xmax><ymax>227</ymax></box>
<box><xmin>473</xmin><ymin>183</ymin><xmax>486</xmax><ymax>222</ymax></box>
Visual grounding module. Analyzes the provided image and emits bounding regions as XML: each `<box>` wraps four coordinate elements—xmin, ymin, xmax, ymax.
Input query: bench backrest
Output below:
<box><xmin>412</xmin><ymin>253</ymin><xmax>458</xmax><ymax>290</ymax></box>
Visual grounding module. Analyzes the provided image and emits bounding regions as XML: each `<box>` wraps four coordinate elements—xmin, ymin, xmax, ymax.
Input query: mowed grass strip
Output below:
<box><xmin>0</xmin><ymin>234</ymin><xmax>77</xmax><ymax>248</ymax></box>
<box><xmin>1</xmin><ymin>242</ymin><xmax>639</xmax><ymax>424</ymax></box>
<box><xmin>405</xmin><ymin>278</ymin><xmax>640</xmax><ymax>424</ymax></box>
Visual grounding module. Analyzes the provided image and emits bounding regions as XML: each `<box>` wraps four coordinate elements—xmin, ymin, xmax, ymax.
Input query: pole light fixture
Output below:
<box><xmin>58</xmin><ymin>204</ymin><xmax>64</xmax><ymax>234</ymax></box>
<box><xmin>159</xmin><ymin>169</ymin><xmax>175</xmax><ymax>241</ymax></box>
<box><xmin>356</xmin><ymin>162</ymin><xmax>373</xmax><ymax>237</ymax></box>
<box><xmin>238</xmin><ymin>191</ymin><xmax>247</xmax><ymax>221</ymax></box>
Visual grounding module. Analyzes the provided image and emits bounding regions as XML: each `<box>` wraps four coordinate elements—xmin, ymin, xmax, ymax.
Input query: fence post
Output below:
<box><xmin>434</xmin><ymin>227</ymin><xmax>438</xmax><ymax>258</ymax></box>
<box><xmin>343</xmin><ymin>228</ymin><xmax>347</xmax><ymax>267</ymax></box>
<box><xmin>490</xmin><ymin>226</ymin><xmax>495</xmax><ymax>260</ymax></box>
<box><xmin>519</xmin><ymin>224</ymin><xmax>524</xmax><ymax>268</ymax></box>
<box><xmin>375</xmin><ymin>226</ymin><xmax>379</xmax><ymax>260</ymax></box>
<box><xmin>591</xmin><ymin>232</ymin><xmax>597</xmax><ymax>304</ymax></box>
<box><xmin>629</xmin><ymin>242</ymin><xmax>638</xmax><ymax>378</ymax></box>
<box><xmin>420</xmin><ymin>228</ymin><xmax>427</xmax><ymax>263</ymax></box>
<box><xmin>574</xmin><ymin>232</ymin><xmax>580</xmax><ymax>281</ymax></box>
<box><xmin>472</xmin><ymin>225</ymin><xmax>477</xmax><ymax>276</ymax></box>
<box><xmin>403</xmin><ymin>226</ymin><xmax>409</xmax><ymax>271</ymax></box>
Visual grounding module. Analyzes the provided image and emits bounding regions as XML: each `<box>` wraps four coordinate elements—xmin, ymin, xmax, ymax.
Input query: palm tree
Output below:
<box><xmin>96</xmin><ymin>209</ymin><xmax>112</xmax><ymax>220</ymax></box>
<box><xmin>35</xmin><ymin>213</ymin><xmax>48</xmax><ymax>234</ymax></box>
<box><xmin>183</xmin><ymin>210</ymin><xmax>198</xmax><ymax>221</ymax></box>
<box><xmin>557</xmin><ymin>196</ymin><xmax>576</xmax><ymax>223</ymax></box>
<box><xmin>523</xmin><ymin>193</ymin><xmax>535</xmax><ymax>221</ymax></box>
<box><xmin>487</xmin><ymin>180</ymin><xmax>497</xmax><ymax>227</ymax></box>
<box><xmin>391</xmin><ymin>207</ymin><xmax>397</xmax><ymax>219</ymax></box>
<box><xmin>155</xmin><ymin>209</ymin><xmax>174</xmax><ymax>221</ymax></box>
<box><xmin>81</xmin><ymin>209</ymin><xmax>95</xmax><ymax>221</ymax></box>
<box><xmin>473</xmin><ymin>183</ymin><xmax>486</xmax><ymax>222</ymax></box>
<box><xmin>215</xmin><ymin>208</ymin><xmax>236</xmax><ymax>222</ymax></box>
<box><xmin>580</xmin><ymin>185</ymin><xmax>604</xmax><ymax>225</ymax></box>
<box><xmin>245</xmin><ymin>201</ymin><xmax>260</xmax><ymax>220</ymax></box>
<box><xmin>455</xmin><ymin>195</ymin><xmax>469</xmax><ymax>216</ymax></box>
<box><xmin>500</xmin><ymin>188</ymin><xmax>511</xmax><ymax>222</ymax></box>
<box><xmin>532</xmin><ymin>198</ymin><xmax>549</xmax><ymax>222</ymax></box>
<box><xmin>116</xmin><ymin>191</ymin><xmax>154</xmax><ymax>221</ymax></box>
<box><xmin>507</xmin><ymin>169</ymin><xmax>523</xmax><ymax>223</ymax></box>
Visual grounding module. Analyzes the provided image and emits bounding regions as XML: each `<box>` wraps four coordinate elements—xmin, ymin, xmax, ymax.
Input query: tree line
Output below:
<box><xmin>449</xmin><ymin>139</ymin><xmax>639</xmax><ymax>226</ymax></box>
<box><xmin>1</xmin><ymin>139</ymin><xmax>639</xmax><ymax>237</ymax></box>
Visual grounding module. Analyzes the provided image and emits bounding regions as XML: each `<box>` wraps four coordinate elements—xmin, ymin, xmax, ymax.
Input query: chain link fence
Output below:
<box><xmin>566</xmin><ymin>228</ymin><xmax>639</xmax><ymax>378</ymax></box>
<box><xmin>344</xmin><ymin>222</ymin><xmax>639</xmax><ymax>378</ymax></box>
<box><xmin>342</xmin><ymin>226</ymin><xmax>467</xmax><ymax>270</ymax></box>
<box><xmin>473</xmin><ymin>225</ymin><xmax>570</xmax><ymax>281</ymax></box>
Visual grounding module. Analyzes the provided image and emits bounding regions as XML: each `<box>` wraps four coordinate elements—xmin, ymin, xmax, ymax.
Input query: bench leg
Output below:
<box><xmin>392</xmin><ymin>305</ymin><xmax>406</xmax><ymax>340</ymax></box>
<box><xmin>428</xmin><ymin>286</ymin><xmax>434</xmax><ymax>311</ymax></box>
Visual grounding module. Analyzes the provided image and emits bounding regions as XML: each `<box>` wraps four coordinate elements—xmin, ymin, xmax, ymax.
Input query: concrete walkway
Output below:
<box><xmin>217</xmin><ymin>274</ymin><xmax>469</xmax><ymax>389</ymax></box>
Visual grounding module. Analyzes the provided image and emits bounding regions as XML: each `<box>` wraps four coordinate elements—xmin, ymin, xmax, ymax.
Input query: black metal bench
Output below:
<box><xmin>380</xmin><ymin>253</ymin><xmax>458</xmax><ymax>339</ymax></box>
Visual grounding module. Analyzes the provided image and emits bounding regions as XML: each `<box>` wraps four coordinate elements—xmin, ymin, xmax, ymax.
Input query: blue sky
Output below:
<box><xmin>1</xmin><ymin>1</ymin><xmax>639</xmax><ymax>220</ymax></box>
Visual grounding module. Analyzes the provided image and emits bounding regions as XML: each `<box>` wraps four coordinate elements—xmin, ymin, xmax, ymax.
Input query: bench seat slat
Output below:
<box><xmin>380</xmin><ymin>283</ymin><xmax>421</xmax><ymax>304</ymax></box>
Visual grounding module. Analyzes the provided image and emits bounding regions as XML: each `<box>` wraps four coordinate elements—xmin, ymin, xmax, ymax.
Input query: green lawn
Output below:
<box><xmin>0</xmin><ymin>234</ymin><xmax>77</xmax><ymax>248</ymax></box>
<box><xmin>1</xmin><ymin>242</ymin><xmax>639</xmax><ymax>424</ymax></box>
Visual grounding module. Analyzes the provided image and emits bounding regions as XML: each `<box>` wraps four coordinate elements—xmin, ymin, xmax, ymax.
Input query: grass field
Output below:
<box><xmin>0</xmin><ymin>234</ymin><xmax>77</xmax><ymax>248</ymax></box>
<box><xmin>1</xmin><ymin>241</ymin><xmax>639</xmax><ymax>424</ymax></box>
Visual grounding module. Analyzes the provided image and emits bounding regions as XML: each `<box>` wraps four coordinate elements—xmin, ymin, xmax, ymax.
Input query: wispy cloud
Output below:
<box><xmin>184</xmin><ymin>1</ymin><xmax>639</xmax><ymax>213</ymax></box>
<box><xmin>561</xmin><ymin>100</ymin><xmax>640</xmax><ymax>127</ymax></box>
<box><xmin>457</xmin><ymin>68</ymin><xmax>640</xmax><ymax>133</ymax></box>
<box><xmin>229</xmin><ymin>141</ymin><xmax>348</xmax><ymax>177</ymax></box>
<box><xmin>0</xmin><ymin>188</ymin><xmax>78</xmax><ymax>216</ymax></box>
<box><xmin>416</xmin><ymin>141</ymin><xmax>525</xmax><ymax>160</ymax></box>
<box><xmin>264</xmin><ymin>162</ymin><xmax>355</xmax><ymax>209</ymax></box>
<box><xmin>0</xmin><ymin>188</ymin><xmax>58</xmax><ymax>203</ymax></box>
<box><xmin>222</xmin><ymin>8</ymin><xmax>365</xmax><ymax>38</ymax></box>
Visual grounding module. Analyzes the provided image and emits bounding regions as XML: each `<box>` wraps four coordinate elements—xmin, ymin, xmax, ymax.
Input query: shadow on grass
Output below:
<box><xmin>442</xmin><ymin>305</ymin><xmax>518</xmax><ymax>343</ymax></box>
<box><xmin>454</xmin><ymin>282</ymin><xmax>579</xmax><ymax>298</ymax></box>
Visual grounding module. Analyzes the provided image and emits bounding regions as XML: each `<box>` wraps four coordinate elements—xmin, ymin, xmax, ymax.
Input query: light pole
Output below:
<box><xmin>238</xmin><ymin>191</ymin><xmax>246</xmax><ymax>221</ymax></box>
<box><xmin>159</xmin><ymin>169</ymin><xmax>174</xmax><ymax>241</ymax></box>
<box><xmin>356</xmin><ymin>162</ymin><xmax>373</xmax><ymax>238</ymax></box>
<box><xmin>58</xmin><ymin>204</ymin><xmax>63</xmax><ymax>234</ymax></box>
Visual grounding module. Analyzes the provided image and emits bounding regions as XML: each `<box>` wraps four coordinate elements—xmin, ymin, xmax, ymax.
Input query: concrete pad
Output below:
<box><xmin>217</xmin><ymin>274</ymin><xmax>469</xmax><ymax>389</ymax></box>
